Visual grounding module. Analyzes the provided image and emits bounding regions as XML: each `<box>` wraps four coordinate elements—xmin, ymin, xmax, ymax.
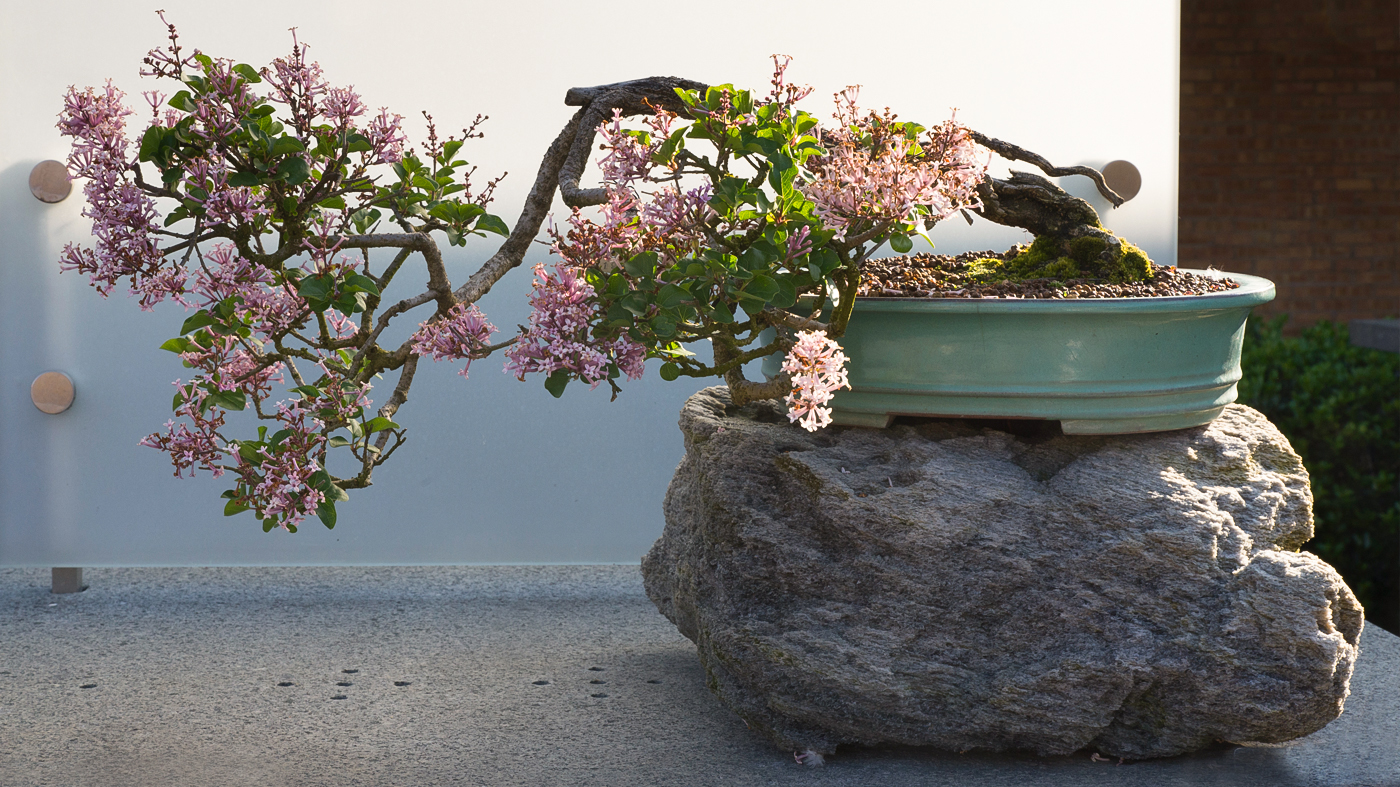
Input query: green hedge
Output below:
<box><xmin>1237</xmin><ymin>317</ymin><xmax>1399</xmax><ymax>634</ymax></box>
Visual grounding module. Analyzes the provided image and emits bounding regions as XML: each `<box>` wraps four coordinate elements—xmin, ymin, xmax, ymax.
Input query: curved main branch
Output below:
<box><xmin>453</xmin><ymin>76</ymin><xmax>709</xmax><ymax>305</ymax></box>
<box><xmin>970</xmin><ymin>130</ymin><xmax>1125</xmax><ymax>207</ymax></box>
<box><xmin>558</xmin><ymin>76</ymin><xmax>709</xmax><ymax>208</ymax></box>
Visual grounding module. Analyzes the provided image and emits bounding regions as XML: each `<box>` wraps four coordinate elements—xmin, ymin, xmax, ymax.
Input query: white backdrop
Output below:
<box><xmin>0</xmin><ymin>0</ymin><xmax>1179</xmax><ymax>565</ymax></box>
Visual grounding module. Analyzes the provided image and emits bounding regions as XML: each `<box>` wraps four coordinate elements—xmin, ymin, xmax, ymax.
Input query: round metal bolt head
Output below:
<box><xmin>31</xmin><ymin>372</ymin><xmax>75</xmax><ymax>414</ymax></box>
<box><xmin>29</xmin><ymin>160</ymin><xmax>72</xmax><ymax>204</ymax></box>
<box><xmin>1101</xmin><ymin>160</ymin><xmax>1142</xmax><ymax>202</ymax></box>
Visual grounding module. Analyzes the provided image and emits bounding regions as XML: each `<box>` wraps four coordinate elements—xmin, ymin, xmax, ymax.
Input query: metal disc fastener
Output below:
<box><xmin>31</xmin><ymin>372</ymin><xmax>75</xmax><ymax>414</ymax></box>
<box><xmin>29</xmin><ymin>160</ymin><xmax>72</xmax><ymax>204</ymax></box>
<box><xmin>1101</xmin><ymin>160</ymin><xmax>1142</xmax><ymax>202</ymax></box>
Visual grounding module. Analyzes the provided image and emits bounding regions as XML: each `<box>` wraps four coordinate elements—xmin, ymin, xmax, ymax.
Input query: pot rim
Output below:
<box><xmin>849</xmin><ymin>269</ymin><xmax>1275</xmax><ymax>314</ymax></box>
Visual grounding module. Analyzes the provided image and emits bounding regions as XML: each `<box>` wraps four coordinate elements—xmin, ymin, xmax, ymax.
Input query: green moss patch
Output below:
<box><xmin>973</xmin><ymin>234</ymin><xmax>1155</xmax><ymax>286</ymax></box>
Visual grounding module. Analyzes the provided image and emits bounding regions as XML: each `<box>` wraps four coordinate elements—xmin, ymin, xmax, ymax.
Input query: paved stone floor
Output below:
<box><xmin>0</xmin><ymin>565</ymin><xmax>1395</xmax><ymax>787</ymax></box>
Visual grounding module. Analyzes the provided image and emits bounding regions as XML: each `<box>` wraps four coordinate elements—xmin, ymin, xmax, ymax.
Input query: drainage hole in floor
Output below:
<box><xmin>532</xmin><ymin>680</ymin><xmax>550</xmax><ymax>685</ymax></box>
<box><xmin>589</xmin><ymin>680</ymin><xmax>606</xmax><ymax>684</ymax></box>
<box><xmin>587</xmin><ymin>666</ymin><xmax>605</xmax><ymax>672</ymax></box>
<box><xmin>342</xmin><ymin>669</ymin><xmax>359</xmax><ymax>674</ymax></box>
<box><xmin>646</xmin><ymin>680</ymin><xmax>662</xmax><ymax>684</ymax></box>
<box><xmin>331</xmin><ymin>695</ymin><xmax>348</xmax><ymax>700</ymax></box>
<box><xmin>79</xmin><ymin>683</ymin><xmax>97</xmax><ymax>689</ymax></box>
<box><xmin>394</xmin><ymin>681</ymin><xmax>411</xmax><ymax>687</ymax></box>
<box><xmin>590</xmin><ymin>693</ymin><xmax>608</xmax><ymax>698</ymax></box>
<box><xmin>276</xmin><ymin>681</ymin><xmax>295</xmax><ymax>687</ymax></box>
<box><xmin>336</xmin><ymin>681</ymin><xmax>353</xmax><ymax>687</ymax></box>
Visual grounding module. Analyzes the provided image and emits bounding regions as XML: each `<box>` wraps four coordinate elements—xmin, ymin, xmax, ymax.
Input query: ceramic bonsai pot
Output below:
<box><xmin>763</xmin><ymin>270</ymin><xmax>1275</xmax><ymax>434</ymax></box>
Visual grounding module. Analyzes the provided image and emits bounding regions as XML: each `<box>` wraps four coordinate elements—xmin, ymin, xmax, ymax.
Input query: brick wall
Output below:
<box><xmin>1180</xmin><ymin>0</ymin><xmax>1398</xmax><ymax>328</ymax></box>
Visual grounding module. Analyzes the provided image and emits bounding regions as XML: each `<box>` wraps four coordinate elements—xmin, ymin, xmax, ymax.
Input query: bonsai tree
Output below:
<box><xmin>60</xmin><ymin>19</ymin><xmax>1130</xmax><ymax>530</ymax></box>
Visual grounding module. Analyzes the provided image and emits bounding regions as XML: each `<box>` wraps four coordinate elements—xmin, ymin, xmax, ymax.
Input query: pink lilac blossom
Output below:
<box><xmin>765</xmin><ymin>55</ymin><xmax>814</xmax><ymax>115</ymax></box>
<box><xmin>140</xmin><ymin>384</ymin><xmax>226</xmax><ymax>479</ymax></box>
<box><xmin>240</xmin><ymin>401</ymin><xmax>327</xmax><ymax>528</ymax></box>
<box><xmin>505</xmin><ymin>263</ymin><xmax>646</xmax><ymax>387</ymax></box>
<box><xmin>801</xmin><ymin>88</ymin><xmax>988</xmax><ymax>241</ymax></box>
<box><xmin>364</xmin><ymin>108</ymin><xmax>407</xmax><ymax>164</ymax></box>
<box><xmin>183</xmin><ymin>156</ymin><xmax>268</xmax><ymax>225</ymax></box>
<box><xmin>192</xmin><ymin>244</ymin><xmax>305</xmax><ymax>336</ymax></box>
<box><xmin>780</xmin><ymin>330</ymin><xmax>850</xmax><ymax>432</ymax></box>
<box><xmin>57</xmin><ymin>82</ymin><xmax>178</xmax><ymax>309</ymax></box>
<box><xmin>185</xmin><ymin>57</ymin><xmax>260</xmax><ymax>144</ymax></box>
<box><xmin>597</xmin><ymin>109</ymin><xmax>660</xmax><ymax>185</ymax></box>
<box><xmin>322</xmin><ymin>86</ymin><xmax>366</xmax><ymax>126</ymax></box>
<box><xmin>410</xmin><ymin>302</ymin><xmax>497</xmax><ymax>378</ymax></box>
<box><xmin>262</xmin><ymin>34</ymin><xmax>328</xmax><ymax>131</ymax></box>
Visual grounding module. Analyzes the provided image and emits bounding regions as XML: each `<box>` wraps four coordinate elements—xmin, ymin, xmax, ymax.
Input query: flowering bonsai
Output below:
<box><xmin>61</xmin><ymin>17</ymin><xmax>1134</xmax><ymax>530</ymax></box>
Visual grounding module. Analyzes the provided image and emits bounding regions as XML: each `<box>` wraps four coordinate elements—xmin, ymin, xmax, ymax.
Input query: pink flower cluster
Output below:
<box><xmin>506</xmin><ymin>263</ymin><xmax>645</xmax><ymax>387</ymax></box>
<box><xmin>57</xmin><ymin>82</ymin><xmax>176</xmax><ymax>309</ymax></box>
<box><xmin>411</xmin><ymin>303</ymin><xmax>497</xmax><ymax>378</ymax></box>
<box><xmin>263</xmin><ymin>37</ymin><xmax>404</xmax><ymax>159</ymax></box>
<box><xmin>802</xmin><ymin>88</ymin><xmax>988</xmax><ymax>241</ymax></box>
<box><xmin>238</xmin><ymin>402</ymin><xmax>327</xmax><ymax>525</ymax></box>
<box><xmin>780</xmin><ymin>330</ymin><xmax>850</xmax><ymax>431</ymax></box>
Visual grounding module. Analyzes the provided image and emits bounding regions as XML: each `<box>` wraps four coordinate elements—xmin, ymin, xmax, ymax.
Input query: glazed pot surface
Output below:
<box><xmin>762</xmin><ymin>269</ymin><xmax>1275</xmax><ymax>434</ymax></box>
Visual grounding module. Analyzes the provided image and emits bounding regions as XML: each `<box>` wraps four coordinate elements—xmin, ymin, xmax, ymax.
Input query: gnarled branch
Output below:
<box><xmin>970</xmin><ymin>131</ymin><xmax>1125</xmax><ymax>207</ymax></box>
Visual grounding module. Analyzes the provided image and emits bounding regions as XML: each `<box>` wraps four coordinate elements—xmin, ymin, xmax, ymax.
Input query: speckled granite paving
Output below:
<box><xmin>1</xmin><ymin>566</ymin><xmax>1395</xmax><ymax>787</ymax></box>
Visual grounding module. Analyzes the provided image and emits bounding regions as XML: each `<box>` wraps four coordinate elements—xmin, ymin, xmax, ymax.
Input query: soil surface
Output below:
<box><xmin>858</xmin><ymin>250</ymin><xmax>1241</xmax><ymax>299</ymax></box>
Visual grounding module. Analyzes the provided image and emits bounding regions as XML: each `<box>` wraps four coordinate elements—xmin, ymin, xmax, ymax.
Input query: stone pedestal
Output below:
<box><xmin>642</xmin><ymin>388</ymin><xmax>1364</xmax><ymax>760</ymax></box>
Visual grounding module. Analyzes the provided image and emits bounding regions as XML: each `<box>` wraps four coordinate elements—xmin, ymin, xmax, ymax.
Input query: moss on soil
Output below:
<box><xmin>968</xmin><ymin>234</ymin><xmax>1155</xmax><ymax>286</ymax></box>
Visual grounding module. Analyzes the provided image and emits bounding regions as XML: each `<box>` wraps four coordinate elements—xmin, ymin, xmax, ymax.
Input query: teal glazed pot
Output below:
<box><xmin>763</xmin><ymin>270</ymin><xmax>1275</xmax><ymax>435</ymax></box>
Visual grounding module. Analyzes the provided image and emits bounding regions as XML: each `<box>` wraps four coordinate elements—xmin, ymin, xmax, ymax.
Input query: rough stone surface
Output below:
<box><xmin>642</xmin><ymin>388</ymin><xmax>1365</xmax><ymax>760</ymax></box>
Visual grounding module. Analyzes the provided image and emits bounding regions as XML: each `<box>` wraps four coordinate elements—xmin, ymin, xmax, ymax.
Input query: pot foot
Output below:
<box><xmin>1060</xmin><ymin>406</ymin><xmax>1226</xmax><ymax>435</ymax></box>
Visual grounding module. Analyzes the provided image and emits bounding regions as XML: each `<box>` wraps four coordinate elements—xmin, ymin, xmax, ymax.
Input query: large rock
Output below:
<box><xmin>642</xmin><ymin>388</ymin><xmax>1364</xmax><ymax>760</ymax></box>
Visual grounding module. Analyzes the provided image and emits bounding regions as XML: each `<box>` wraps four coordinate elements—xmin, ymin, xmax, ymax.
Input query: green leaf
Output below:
<box><xmin>227</xmin><ymin>171</ymin><xmax>261</xmax><ymax>188</ymax></box>
<box><xmin>237</xmin><ymin>442</ymin><xmax>264</xmax><ymax>464</ymax></box>
<box><xmin>767</xmin><ymin>152</ymin><xmax>796</xmax><ymax>193</ymax></box>
<box><xmin>296</xmin><ymin>275</ymin><xmax>332</xmax><ymax>302</ymax></box>
<box><xmin>741</xmin><ymin>272</ymin><xmax>780</xmax><ymax>303</ymax></box>
<box><xmin>343</xmin><ymin>274</ymin><xmax>380</xmax><ymax>296</ymax></box>
<box><xmin>889</xmin><ymin>233</ymin><xmax>913</xmax><ymax>254</ymax></box>
<box><xmin>224</xmin><ymin>499</ymin><xmax>250</xmax><ymax>517</ymax></box>
<box><xmin>327</xmin><ymin>436</ymin><xmax>352</xmax><ymax>448</ymax></box>
<box><xmin>180</xmin><ymin>311</ymin><xmax>217</xmax><ymax>335</ymax></box>
<box><xmin>624</xmin><ymin>251</ymin><xmax>658</xmax><ymax>279</ymax></box>
<box><xmin>655</xmin><ymin>284</ymin><xmax>693</xmax><ymax>309</ymax></box>
<box><xmin>159</xmin><ymin>337</ymin><xmax>191</xmax><ymax>354</ymax></box>
<box><xmin>475</xmin><ymin>213</ymin><xmax>509</xmax><ymax>237</ymax></box>
<box><xmin>363</xmin><ymin>417</ymin><xmax>400</xmax><ymax>434</ymax></box>
<box><xmin>771</xmin><ymin>276</ymin><xmax>798</xmax><ymax>309</ymax></box>
<box><xmin>271</xmin><ymin>136</ymin><xmax>306</xmax><ymax>156</ymax></box>
<box><xmin>316</xmin><ymin>501</ymin><xmax>337</xmax><ymax>529</ymax></box>
<box><xmin>544</xmin><ymin>370</ymin><xmax>570</xmax><ymax>398</ymax></box>
<box><xmin>651</xmin><ymin>313</ymin><xmax>677</xmax><ymax>338</ymax></box>
<box><xmin>275</xmin><ymin>156</ymin><xmax>310</xmax><ymax>185</ymax></box>
<box><xmin>168</xmin><ymin>90</ymin><xmax>196</xmax><ymax>112</ymax></box>
<box><xmin>138</xmin><ymin>126</ymin><xmax>166</xmax><ymax>162</ymax></box>
<box><xmin>211</xmin><ymin>390</ymin><xmax>248</xmax><ymax>411</ymax></box>
<box><xmin>232</xmin><ymin>63</ymin><xmax>262</xmax><ymax>83</ymax></box>
<box><xmin>659</xmin><ymin>362</ymin><xmax>680</xmax><ymax>381</ymax></box>
<box><xmin>710</xmin><ymin>302</ymin><xmax>735</xmax><ymax>324</ymax></box>
<box><xmin>620</xmin><ymin>291</ymin><xmax>651</xmax><ymax>317</ymax></box>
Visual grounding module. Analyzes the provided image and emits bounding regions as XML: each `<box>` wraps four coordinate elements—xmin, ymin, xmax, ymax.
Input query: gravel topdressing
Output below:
<box><xmin>857</xmin><ymin>250</ymin><xmax>1241</xmax><ymax>299</ymax></box>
